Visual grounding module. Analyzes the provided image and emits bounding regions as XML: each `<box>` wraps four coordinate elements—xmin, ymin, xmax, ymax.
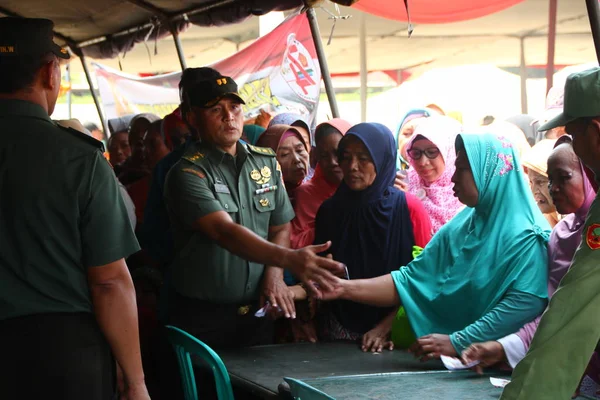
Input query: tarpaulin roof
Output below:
<box><xmin>352</xmin><ymin>0</ymin><xmax>524</xmax><ymax>24</ymax></box>
<box><xmin>0</xmin><ymin>0</ymin><xmax>308</xmax><ymax>58</ymax></box>
<box><xmin>60</xmin><ymin>0</ymin><xmax>593</xmax><ymax>77</ymax></box>
<box><xmin>0</xmin><ymin>0</ymin><xmax>533</xmax><ymax>60</ymax></box>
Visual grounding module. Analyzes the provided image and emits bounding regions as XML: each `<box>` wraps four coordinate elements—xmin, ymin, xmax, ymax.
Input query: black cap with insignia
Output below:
<box><xmin>186</xmin><ymin>75</ymin><xmax>245</xmax><ymax>108</ymax></box>
<box><xmin>0</xmin><ymin>17</ymin><xmax>70</xmax><ymax>59</ymax></box>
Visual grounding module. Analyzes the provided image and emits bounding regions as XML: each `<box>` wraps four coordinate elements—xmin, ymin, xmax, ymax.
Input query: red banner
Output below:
<box><xmin>94</xmin><ymin>13</ymin><xmax>321</xmax><ymax>126</ymax></box>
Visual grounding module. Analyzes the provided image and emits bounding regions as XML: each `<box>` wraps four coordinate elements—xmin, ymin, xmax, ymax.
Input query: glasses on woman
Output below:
<box><xmin>407</xmin><ymin>147</ymin><xmax>440</xmax><ymax>160</ymax></box>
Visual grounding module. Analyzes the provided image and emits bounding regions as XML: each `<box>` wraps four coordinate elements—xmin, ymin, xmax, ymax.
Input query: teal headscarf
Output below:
<box><xmin>243</xmin><ymin>124</ymin><xmax>266</xmax><ymax>145</ymax></box>
<box><xmin>392</xmin><ymin>133</ymin><xmax>550</xmax><ymax>342</ymax></box>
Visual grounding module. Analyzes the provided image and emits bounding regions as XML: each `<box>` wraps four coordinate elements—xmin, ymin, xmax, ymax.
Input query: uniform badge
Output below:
<box><xmin>261</xmin><ymin>166</ymin><xmax>272</xmax><ymax>179</ymax></box>
<box><xmin>250</xmin><ymin>170</ymin><xmax>261</xmax><ymax>181</ymax></box>
<box><xmin>187</xmin><ymin>152</ymin><xmax>205</xmax><ymax>162</ymax></box>
<box><xmin>259</xmin><ymin>198</ymin><xmax>270</xmax><ymax>207</ymax></box>
<box><xmin>586</xmin><ymin>223</ymin><xmax>600</xmax><ymax>250</ymax></box>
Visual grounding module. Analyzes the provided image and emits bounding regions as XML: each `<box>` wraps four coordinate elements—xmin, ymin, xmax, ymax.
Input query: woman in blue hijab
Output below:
<box><xmin>314</xmin><ymin>123</ymin><xmax>432</xmax><ymax>351</ymax></box>
<box><xmin>320</xmin><ymin>132</ymin><xmax>550</xmax><ymax>358</ymax></box>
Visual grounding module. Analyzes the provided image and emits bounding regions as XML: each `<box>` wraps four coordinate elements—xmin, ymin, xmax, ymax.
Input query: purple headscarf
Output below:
<box><xmin>516</xmin><ymin>136</ymin><xmax>596</xmax><ymax>349</ymax></box>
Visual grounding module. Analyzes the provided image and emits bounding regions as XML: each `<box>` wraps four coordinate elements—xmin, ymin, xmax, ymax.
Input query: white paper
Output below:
<box><xmin>440</xmin><ymin>355</ymin><xmax>480</xmax><ymax>371</ymax></box>
<box><xmin>490</xmin><ymin>377</ymin><xmax>511</xmax><ymax>388</ymax></box>
<box><xmin>254</xmin><ymin>301</ymin><xmax>282</xmax><ymax>318</ymax></box>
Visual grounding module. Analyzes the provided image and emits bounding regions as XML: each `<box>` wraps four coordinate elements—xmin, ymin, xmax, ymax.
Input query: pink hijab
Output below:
<box><xmin>407</xmin><ymin>116</ymin><xmax>463</xmax><ymax>233</ymax></box>
<box><xmin>290</xmin><ymin>118</ymin><xmax>352</xmax><ymax>249</ymax></box>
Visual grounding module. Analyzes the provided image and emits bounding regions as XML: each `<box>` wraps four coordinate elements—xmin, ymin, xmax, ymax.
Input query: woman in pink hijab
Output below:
<box><xmin>406</xmin><ymin>116</ymin><xmax>464</xmax><ymax>233</ymax></box>
<box><xmin>291</xmin><ymin>118</ymin><xmax>352</xmax><ymax>249</ymax></box>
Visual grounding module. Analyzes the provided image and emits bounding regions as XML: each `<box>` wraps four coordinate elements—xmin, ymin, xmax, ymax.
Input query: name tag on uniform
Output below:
<box><xmin>214</xmin><ymin>183</ymin><xmax>231</xmax><ymax>194</ymax></box>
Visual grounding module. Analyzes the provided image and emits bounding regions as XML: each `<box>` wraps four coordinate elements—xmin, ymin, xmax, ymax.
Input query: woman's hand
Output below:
<box><xmin>409</xmin><ymin>334</ymin><xmax>456</xmax><ymax>361</ymax></box>
<box><xmin>461</xmin><ymin>341</ymin><xmax>506</xmax><ymax>374</ymax></box>
<box><xmin>394</xmin><ymin>171</ymin><xmax>408</xmax><ymax>191</ymax></box>
<box><xmin>362</xmin><ymin>326</ymin><xmax>394</xmax><ymax>353</ymax></box>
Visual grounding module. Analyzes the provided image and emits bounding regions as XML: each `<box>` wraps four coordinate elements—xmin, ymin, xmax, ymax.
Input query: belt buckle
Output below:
<box><xmin>237</xmin><ymin>305</ymin><xmax>250</xmax><ymax>316</ymax></box>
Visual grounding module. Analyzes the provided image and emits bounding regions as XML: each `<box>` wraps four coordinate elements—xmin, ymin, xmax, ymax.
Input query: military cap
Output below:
<box><xmin>186</xmin><ymin>74</ymin><xmax>246</xmax><ymax>108</ymax></box>
<box><xmin>0</xmin><ymin>17</ymin><xmax>70</xmax><ymax>59</ymax></box>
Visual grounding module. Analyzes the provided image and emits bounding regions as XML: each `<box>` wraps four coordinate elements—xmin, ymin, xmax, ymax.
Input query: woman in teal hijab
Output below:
<box><xmin>322</xmin><ymin>133</ymin><xmax>550</xmax><ymax>357</ymax></box>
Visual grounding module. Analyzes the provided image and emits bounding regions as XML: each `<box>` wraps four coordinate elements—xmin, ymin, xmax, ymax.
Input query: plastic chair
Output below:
<box><xmin>165</xmin><ymin>325</ymin><xmax>234</xmax><ymax>400</ymax></box>
<box><xmin>284</xmin><ymin>377</ymin><xmax>336</xmax><ymax>400</ymax></box>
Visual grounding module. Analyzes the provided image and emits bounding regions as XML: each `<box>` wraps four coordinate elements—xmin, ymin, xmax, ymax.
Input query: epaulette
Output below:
<box><xmin>182</xmin><ymin>150</ymin><xmax>206</xmax><ymax>164</ymax></box>
<box><xmin>247</xmin><ymin>144</ymin><xmax>276</xmax><ymax>156</ymax></box>
<box><xmin>60</xmin><ymin>126</ymin><xmax>105</xmax><ymax>151</ymax></box>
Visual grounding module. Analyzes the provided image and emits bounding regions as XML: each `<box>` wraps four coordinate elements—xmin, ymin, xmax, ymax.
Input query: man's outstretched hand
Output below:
<box><xmin>281</xmin><ymin>241</ymin><xmax>344</xmax><ymax>298</ymax></box>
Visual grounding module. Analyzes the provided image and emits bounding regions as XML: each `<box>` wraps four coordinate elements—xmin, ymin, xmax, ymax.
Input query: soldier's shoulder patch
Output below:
<box><xmin>60</xmin><ymin>126</ymin><xmax>104</xmax><ymax>151</ymax></box>
<box><xmin>182</xmin><ymin>167</ymin><xmax>206</xmax><ymax>179</ymax></box>
<box><xmin>586</xmin><ymin>223</ymin><xmax>600</xmax><ymax>250</ymax></box>
<box><xmin>247</xmin><ymin>144</ymin><xmax>276</xmax><ymax>156</ymax></box>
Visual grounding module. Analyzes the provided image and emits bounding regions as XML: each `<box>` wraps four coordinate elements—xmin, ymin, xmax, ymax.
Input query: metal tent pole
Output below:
<box><xmin>359</xmin><ymin>13</ymin><xmax>368</xmax><ymax>122</ymax></box>
<box><xmin>546</xmin><ymin>0</ymin><xmax>558</xmax><ymax>94</ymax></box>
<box><xmin>306</xmin><ymin>7</ymin><xmax>340</xmax><ymax>118</ymax></box>
<box><xmin>519</xmin><ymin>37</ymin><xmax>529</xmax><ymax>114</ymax></box>
<box><xmin>80</xmin><ymin>56</ymin><xmax>108</xmax><ymax>136</ymax></box>
<box><xmin>172</xmin><ymin>28</ymin><xmax>187</xmax><ymax>70</ymax></box>
<box><xmin>585</xmin><ymin>0</ymin><xmax>600</xmax><ymax>62</ymax></box>
<box><xmin>66</xmin><ymin>63</ymin><xmax>72</xmax><ymax>119</ymax></box>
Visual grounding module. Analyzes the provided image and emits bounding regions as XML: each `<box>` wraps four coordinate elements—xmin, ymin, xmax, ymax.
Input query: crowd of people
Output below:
<box><xmin>1</xmin><ymin>16</ymin><xmax>600</xmax><ymax>400</ymax></box>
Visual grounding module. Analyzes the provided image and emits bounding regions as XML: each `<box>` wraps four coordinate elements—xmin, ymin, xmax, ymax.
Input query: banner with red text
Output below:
<box><xmin>93</xmin><ymin>13</ymin><xmax>321</xmax><ymax>130</ymax></box>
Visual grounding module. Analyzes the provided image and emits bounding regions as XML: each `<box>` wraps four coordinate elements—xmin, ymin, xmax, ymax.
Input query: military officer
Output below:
<box><xmin>164</xmin><ymin>68</ymin><xmax>342</xmax><ymax>347</ymax></box>
<box><xmin>0</xmin><ymin>18</ymin><xmax>148</xmax><ymax>400</ymax></box>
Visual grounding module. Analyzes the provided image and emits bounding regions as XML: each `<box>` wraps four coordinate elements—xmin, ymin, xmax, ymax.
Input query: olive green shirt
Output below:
<box><xmin>0</xmin><ymin>99</ymin><xmax>140</xmax><ymax>321</ymax></box>
<box><xmin>164</xmin><ymin>141</ymin><xmax>294</xmax><ymax>303</ymax></box>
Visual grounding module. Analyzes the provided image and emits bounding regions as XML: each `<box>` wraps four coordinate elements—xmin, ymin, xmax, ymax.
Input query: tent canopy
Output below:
<box><xmin>55</xmin><ymin>0</ymin><xmax>594</xmax><ymax>77</ymax></box>
<box><xmin>353</xmin><ymin>0</ymin><xmax>524</xmax><ymax>23</ymax></box>
<box><xmin>1</xmin><ymin>0</ymin><xmax>594</xmax><ymax>77</ymax></box>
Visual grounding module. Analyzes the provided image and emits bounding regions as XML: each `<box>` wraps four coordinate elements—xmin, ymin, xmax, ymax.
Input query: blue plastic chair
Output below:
<box><xmin>284</xmin><ymin>377</ymin><xmax>336</xmax><ymax>400</ymax></box>
<box><xmin>165</xmin><ymin>325</ymin><xmax>234</xmax><ymax>400</ymax></box>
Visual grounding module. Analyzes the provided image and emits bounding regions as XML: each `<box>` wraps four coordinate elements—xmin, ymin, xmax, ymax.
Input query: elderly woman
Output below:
<box><xmin>256</xmin><ymin>124</ymin><xmax>310</xmax><ymax>206</ymax></box>
<box><xmin>320</xmin><ymin>133</ymin><xmax>550</xmax><ymax>358</ymax></box>
<box><xmin>291</xmin><ymin>118</ymin><xmax>352</xmax><ymax>250</ymax></box>
<box><xmin>314</xmin><ymin>123</ymin><xmax>432</xmax><ymax>351</ymax></box>
<box><xmin>522</xmin><ymin>139</ymin><xmax>560</xmax><ymax>227</ymax></box>
<box><xmin>463</xmin><ymin>136</ymin><xmax>598</xmax><ymax>396</ymax></box>
<box><xmin>406</xmin><ymin>116</ymin><xmax>464</xmax><ymax>233</ymax></box>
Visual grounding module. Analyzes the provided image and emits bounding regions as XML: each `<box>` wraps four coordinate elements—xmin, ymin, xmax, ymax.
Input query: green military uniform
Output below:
<box><xmin>500</xmin><ymin>192</ymin><xmax>600</xmax><ymax>399</ymax></box>
<box><xmin>0</xmin><ymin>99</ymin><xmax>140</xmax><ymax>321</ymax></box>
<box><xmin>164</xmin><ymin>140</ymin><xmax>295</xmax><ymax>304</ymax></box>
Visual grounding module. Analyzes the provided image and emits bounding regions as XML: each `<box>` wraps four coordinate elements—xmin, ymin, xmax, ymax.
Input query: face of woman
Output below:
<box><xmin>547</xmin><ymin>144</ymin><xmax>586</xmax><ymax>215</ymax></box>
<box><xmin>397</xmin><ymin>117</ymin><xmax>425</xmax><ymax>160</ymax></box>
<box><xmin>277</xmin><ymin>134</ymin><xmax>309</xmax><ymax>186</ymax></box>
<box><xmin>292</xmin><ymin>125</ymin><xmax>312</xmax><ymax>155</ymax></box>
<box><xmin>317</xmin><ymin>132</ymin><xmax>344</xmax><ymax>185</ymax></box>
<box><xmin>339</xmin><ymin>136</ymin><xmax>377</xmax><ymax>191</ymax></box>
<box><xmin>408</xmin><ymin>138</ymin><xmax>446</xmax><ymax>184</ymax></box>
<box><xmin>451</xmin><ymin>150</ymin><xmax>479</xmax><ymax>207</ymax></box>
<box><xmin>527</xmin><ymin>169</ymin><xmax>555</xmax><ymax>214</ymax></box>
